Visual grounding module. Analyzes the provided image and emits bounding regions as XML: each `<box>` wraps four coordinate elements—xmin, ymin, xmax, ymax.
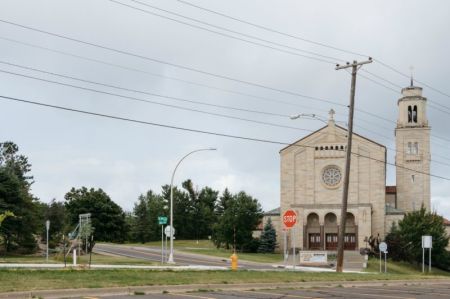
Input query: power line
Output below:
<box><xmin>1</xmin><ymin>94</ymin><xmax>449</xmax><ymax>181</ymax></box>
<box><xmin>1</xmin><ymin>35</ymin><xmax>449</xmax><ymax>147</ymax></box>
<box><xmin>175</xmin><ymin>0</ymin><xmax>368</xmax><ymax>58</ymax></box>
<box><xmin>174</xmin><ymin>0</ymin><xmax>450</xmax><ymax>113</ymax></box>
<box><xmin>3</xmin><ymin>36</ymin><xmax>393</xmax><ymax>130</ymax></box>
<box><xmin>7</xmin><ymin>57</ymin><xmax>450</xmax><ymax>166</ymax></box>
<box><xmin>108</xmin><ymin>0</ymin><xmax>342</xmax><ymax>64</ymax></box>
<box><xmin>0</xmin><ymin>58</ymin><xmax>406</xmax><ymax>151</ymax></box>
<box><xmin>0</xmin><ymin>68</ymin><xmax>315</xmax><ymax>133</ymax></box>
<box><xmin>0</xmin><ymin>60</ymin><xmax>292</xmax><ymax>119</ymax></box>
<box><xmin>0</xmin><ymin>19</ymin><xmax>345</xmax><ymax>107</ymax></box>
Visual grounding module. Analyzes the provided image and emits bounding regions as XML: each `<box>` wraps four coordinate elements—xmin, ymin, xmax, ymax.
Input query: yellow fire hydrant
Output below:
<box><xmin>230</xmin><ymin>253</ymin><xmax>238</xmax><ymax>271</ymax></box>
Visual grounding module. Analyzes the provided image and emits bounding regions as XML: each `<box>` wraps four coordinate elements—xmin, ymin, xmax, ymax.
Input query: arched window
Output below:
<box><xmin>413</xmin><ymin>105</ymin><xmax>418</xmax><ymax>123</ymax></box>
<box><xmin>413</xmin><ymin>142</ymin><xmax>419</xmax><ymax>154</ymax></box>
<box><xmin>320</xmin><ymin>146</ymin><xmax>324</xmax><ymax>150</ymax></box>
<box><xmin>325</xmin><ymin>146</ymin><xmax>328</xmax><ymax>150</ymax></box>
<box><xmin>408</xmin><ymin>106</ymin><xmax>412</xmax><ymax>123</ymax></box>
<box><xmin>407</xmin><ymin>142</ymin><xmax>412</xmax><ymax>154</ymax></box>
<box><xmin>330</xmin><ymin>146</ymin><xmax>334</xmax><ymax>150</ymax></box>
<box><xmin>315</xmin><ymin>147</ymin><xmax>319</xmax><ymax>151</ymax></box>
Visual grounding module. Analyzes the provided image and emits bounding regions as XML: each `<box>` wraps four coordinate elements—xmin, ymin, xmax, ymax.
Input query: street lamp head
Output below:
<box><xmin>290</xmin><ymin>114</ymin><xmax>300</xmax><ymax>120</ymax></box>
<box><xmin>208</xmin><ymin>148</ymin><xmax>217</xmax><ymax>151</ymax></box>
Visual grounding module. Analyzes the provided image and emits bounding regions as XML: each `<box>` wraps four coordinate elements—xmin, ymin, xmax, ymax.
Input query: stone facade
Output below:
<box><xmin>273</xmin><ymin>85</ymin><xmax>433</xmax><ymax>252</ymax></box>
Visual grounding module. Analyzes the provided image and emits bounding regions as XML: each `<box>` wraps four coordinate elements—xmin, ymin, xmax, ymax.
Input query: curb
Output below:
<box><xmin>1</xmin><ymin>278</ymin><xmax>449</xmax><ymax>299</ymax></box>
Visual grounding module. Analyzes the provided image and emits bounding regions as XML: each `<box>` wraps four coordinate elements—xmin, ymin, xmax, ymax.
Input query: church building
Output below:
<box><xmin>275</xmin><ymin>83</ymin><xmax>431</xmax><ymax>251</ymax></box>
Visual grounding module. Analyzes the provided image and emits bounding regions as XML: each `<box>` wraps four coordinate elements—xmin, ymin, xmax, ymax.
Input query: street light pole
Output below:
<box><xmin>45</xmin><ymin>220</ymin><xmax>50</xmax><ymax>263</ymax></box>
<box><xmin>167</xmin><ymin>148</ymin><xmax>217</xmax><ymax>264</ymax></box>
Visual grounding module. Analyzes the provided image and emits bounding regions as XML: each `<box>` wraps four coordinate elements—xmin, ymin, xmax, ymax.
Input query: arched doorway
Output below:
<box><xmin>324</xmin><ymin>212</ymin><xmax>338</xmax><ymax>250</ymax></box>
<box><xmin>306</xmin><ymin>213</ymin><xmax>320</xmax><ymax>250</ymax></box>
<box><xmin>344</xmin><ymin>212</ymin><xmax>357</xmax><ymax>250</ymax></box>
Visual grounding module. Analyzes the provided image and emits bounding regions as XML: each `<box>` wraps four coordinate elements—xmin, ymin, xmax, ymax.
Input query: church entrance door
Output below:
<box><xmin>308</xmin><ymin>233</ymin><xmax>321</xmax><ymax>250</ymax></box>
<box><xmin>325</xmin><ymin>233</ymin><xmax>338</xmax><ymax>250</ymax></box>
<box><xmin>344</xmin><ymin>234</ymin><xmax>356</xmax><ymax>250</ymax></box>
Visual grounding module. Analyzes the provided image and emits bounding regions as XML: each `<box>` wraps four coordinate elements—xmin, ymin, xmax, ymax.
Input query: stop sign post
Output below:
<box><xmin>283</xmin><ymin>210</ymin><xmax>298</xmax><ymax>270</ymax></box>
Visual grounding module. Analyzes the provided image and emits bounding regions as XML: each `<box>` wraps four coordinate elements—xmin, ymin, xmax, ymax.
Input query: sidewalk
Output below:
<box><xmin>1</xmin><ymin>278</ymin><xmax>449</xmax><ymax>299</ymax></box>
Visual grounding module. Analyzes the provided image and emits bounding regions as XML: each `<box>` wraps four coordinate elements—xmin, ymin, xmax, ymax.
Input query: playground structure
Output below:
<box><xmin>65</xmin><ymin>213</ymin><xmax>93</xmax><ymax>257</ymax></box>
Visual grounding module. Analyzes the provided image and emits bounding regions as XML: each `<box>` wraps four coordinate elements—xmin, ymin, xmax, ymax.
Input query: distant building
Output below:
<box><xmin>270</xmin><ymin>84</ymin><xmax>437</xmax><ymax>251</ymax></box>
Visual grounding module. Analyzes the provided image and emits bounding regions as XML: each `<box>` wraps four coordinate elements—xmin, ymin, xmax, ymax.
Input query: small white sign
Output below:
<box><xmin>45</xmin><ymin>220</ymin><xmax>50</xmax><ymax>230</ymax></box>
<box><xmin>422</xmin><ymin>235</ymin><xmax>432</xmax><ymax>248</ymax></box>
<box><xmin>164</xmin><ymin>225</ymin><xmax>175</xmax><ymax>237</ymax></box>
<box><xmin>300</xmin><ymin>251</ymin><xmax>327</xmax><ymax>264</ymax></box>
<box><xmin>379</xmin><ymin>242</ymin><xmax>387</xmax><ymax>253</ymax></box>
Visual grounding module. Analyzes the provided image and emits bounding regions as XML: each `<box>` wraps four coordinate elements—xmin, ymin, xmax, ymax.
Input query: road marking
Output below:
<box><xmin>318</xmin><ymin>288</ymin><xmax>415</xmax><ymax>299</ymax></box>
<box><xmin>170</xmin><ymin>293</ymin><xmax>216</xmax><ymax>299</ymax></box>
<box><xmin>361</xmin><ymin>286</ymin><xmax>450</xmax><ymax>297</ymax></box>
<box><xmin>239</xmin><ymin>290</ymin><xmax>318</xmax><ymax>299</ymax></box>
<box><xmin>83</xmin><ymin>297</ymin><xmax>99</xmax><ymax>299</ymax></box>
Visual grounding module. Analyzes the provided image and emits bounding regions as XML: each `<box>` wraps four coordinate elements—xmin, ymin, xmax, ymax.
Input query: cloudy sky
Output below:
<box><xmin>0</xmin><ymin>0</ymin><xmax>449</xmax><ymax>218</ymax></box>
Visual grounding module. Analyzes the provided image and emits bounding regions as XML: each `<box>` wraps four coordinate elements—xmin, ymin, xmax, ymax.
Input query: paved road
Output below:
<box><xmin>80</xmin><ymin>283</ymin><xmax>450</xmax><ymax>299</ymax></box>
<box><xmin>94</xmin><ymin>243</ymin><xmax>275</xmax><ymax>270</ymax></box>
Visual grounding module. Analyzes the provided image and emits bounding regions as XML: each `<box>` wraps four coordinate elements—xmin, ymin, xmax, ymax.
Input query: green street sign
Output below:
<box><xmin>158</xmin><ymin>216</ymin><xmax>168</xmax><ymax>225</ymax></box>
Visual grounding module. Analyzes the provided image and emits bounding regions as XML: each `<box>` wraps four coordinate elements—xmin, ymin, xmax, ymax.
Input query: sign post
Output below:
<box><xmin>422</xmin><ymin>235</ymin><xmax>432</xmax><ymax>273</ymax></box>
<box><xmin>379</xmin><ymin>242</ymin><xmax>387</xmax><ymax>273</ymax></box>
<box><xmin>283</xmin><ymin>210</ymin><xmax>298</xmax><ymax>270</ymax></box>
<box><xmin>158</xmin><ymin>216</ymin><xmax>167</xmax><ymax>264</ymax></box>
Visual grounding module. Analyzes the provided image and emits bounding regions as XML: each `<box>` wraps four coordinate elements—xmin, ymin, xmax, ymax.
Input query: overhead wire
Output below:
<box><xmin>0</xmin><ymin>36</ymin><xmax>392</xmax><ymax>131</ymax></box>
<box><xmin>174</xmin><ymin>0</ymin><xmax>450</xmax><ymax>113</ymax></box>
<box><xmin>1</xmin><ymin>94</ymin><xmax>449</xmax><ymax>181</ymax></box>
<box><xmin>3</xmin><ymin>59</ymin><xmax>450</xmax><ymax>168</ymax></box>
<box><xmin>0</xmin><ymin>68</ymin><xmax>316</xmax><ymax>133</ymax></box>
<box><xmin>1</xmin><ymin>19</ymin><xmax>449</xmax><ymax>144</ymax></box>
<box><xmin>175</xmin><ymin>0</ymin><xmax>368</xmax><ymax>57</ymax></box>
<box><xmin>108</xmin><ymin>0</ymin><xmax>343</xmax><ymax>64</ymax></box>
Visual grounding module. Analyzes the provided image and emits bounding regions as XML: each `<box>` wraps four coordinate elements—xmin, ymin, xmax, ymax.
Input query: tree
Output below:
<box><xmin>212</xmin><ymin>190</ymin><xmax>262</xmax><ymax>252</ymax></box>
<box><xmin>0</xmin><ymin>142</ymin><xmax>33</xmax><ymax>187</ymax></box>
<box><xmin>385</xmin><ymin>206</ymin><xmax>450</xmax><ymax>270</ymax></box>
<box><xmin>42</xmin><ymin>199</ymin><xmax>67</xmax><ymax>248</ymax></box>
<box><xmin>64</xmin><ymin>187</ymin><xmax>127</xmax><ymax>243</ymax></box>
<box><xmin>0</xmin><ymin>211</ymin><xmax>14</xmax><ymax>226</ymax></box>
<box><xmin>130</xmin><ymin>190</ymin><xmax>166</xmax><ymax>243</ymax></box>
<box><xmin>0</xmin><ymin>142</ymin><xmax>39</xmax><ymax>253</ymax></box>
<box><xmin>258</xmin><ymin>217</ymin><xmax>277</xmax><ymax>253</ymax></box>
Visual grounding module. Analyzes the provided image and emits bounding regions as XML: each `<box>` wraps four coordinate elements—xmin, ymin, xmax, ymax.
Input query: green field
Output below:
<box><xmin>0</xmin><ymin>269</ymin><xmax>447</xmax><ymax>293</ymax></box>
<box><xmin>365</xmin><ymin>257</ymin><xmax>450</xmax><ymax>275</ymax></box>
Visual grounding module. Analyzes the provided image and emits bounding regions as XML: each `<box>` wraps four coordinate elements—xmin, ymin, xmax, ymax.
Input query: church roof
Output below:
<box><xmin>279</xmin><ymin>124</ymin><xmax>386</xmax><ymax>153</ymax></box>
<box><xmin>264</xmin><ymin>207</ymin><xmax>280</xmax><ymax>216</ymax></box>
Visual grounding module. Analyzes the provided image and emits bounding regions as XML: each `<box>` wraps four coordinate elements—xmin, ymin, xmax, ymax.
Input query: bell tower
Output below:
<box><xmin>395</xmin><ymin>83</ymin><xmax>431</xmax><ymax>212</ymax></box>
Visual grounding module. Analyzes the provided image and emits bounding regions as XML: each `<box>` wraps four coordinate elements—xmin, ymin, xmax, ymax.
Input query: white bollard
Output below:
<box><xmin>73</xmin><ymin>249</ymin><xmax>77</xmax><ymax>266</ymax></box>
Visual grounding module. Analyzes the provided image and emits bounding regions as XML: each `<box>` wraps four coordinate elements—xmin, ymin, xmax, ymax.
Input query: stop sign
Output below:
<box><xmin>283</xmin><ymin>210</ymin><xmax>297</xmax><ymax>228</ymax></box>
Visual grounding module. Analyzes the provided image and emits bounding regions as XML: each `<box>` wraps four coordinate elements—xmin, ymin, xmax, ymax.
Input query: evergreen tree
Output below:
<box><xmin>258</xmin><ymin>217</ymin><xmax>277</xmax><ymax>253</ymax></box>
<box><xmin>131</xmin><ymin>194</ymin><xmax>151</xmax><ymax>243</ymax></box>
<box><xmin>0</xmin><ymin>142</ymin><xmax>39</xmax><ymax>253</ymax></box>
<box><xmin>385</xmin><ymin>205</ymin><xmax>450</xmax><ymax>270</ymax></box>
<box><xmin>212</xmin><ymin>190</ymin><xmax>262</xmax><ymax>252</ymax></box>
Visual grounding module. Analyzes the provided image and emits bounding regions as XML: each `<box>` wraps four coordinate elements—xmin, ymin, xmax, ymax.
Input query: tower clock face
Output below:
<box><xmin>322</xmin><ymin>165</ymin><xmax>342</xmax><ymax>187</ymax></box>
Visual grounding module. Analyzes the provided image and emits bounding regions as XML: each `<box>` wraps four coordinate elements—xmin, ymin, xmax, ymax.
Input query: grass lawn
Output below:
<box><xmin>121</xmin><ymin>239</ymin><xmax>283</xmax><ymax>263</ymax></box>
<box><xmin>365</xmin><ymin>257</ymin><xmax>450</xmax><ymax>275</ymax></box>
<box><xmin>0</xmin><ymin>253</ymin><xmax>155</xmax><ymax>265</ymax></box>
<box><xmin>0</xmin><ymin>269</ymin><xmax>448</xmax><ymax>293</ymax></box>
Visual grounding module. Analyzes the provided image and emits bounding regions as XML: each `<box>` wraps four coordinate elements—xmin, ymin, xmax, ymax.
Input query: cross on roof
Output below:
<box><xmin>328</xmin><ymin>109</ymin><xmax>335</xmax><ymax>121</ymax></box>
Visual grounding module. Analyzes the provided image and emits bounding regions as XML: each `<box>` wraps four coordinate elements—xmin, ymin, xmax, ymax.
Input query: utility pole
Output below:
<box><xmin>335</xmin><ymin>58</ymin><xmax>372</xmax><ymax>273</ymax></box>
